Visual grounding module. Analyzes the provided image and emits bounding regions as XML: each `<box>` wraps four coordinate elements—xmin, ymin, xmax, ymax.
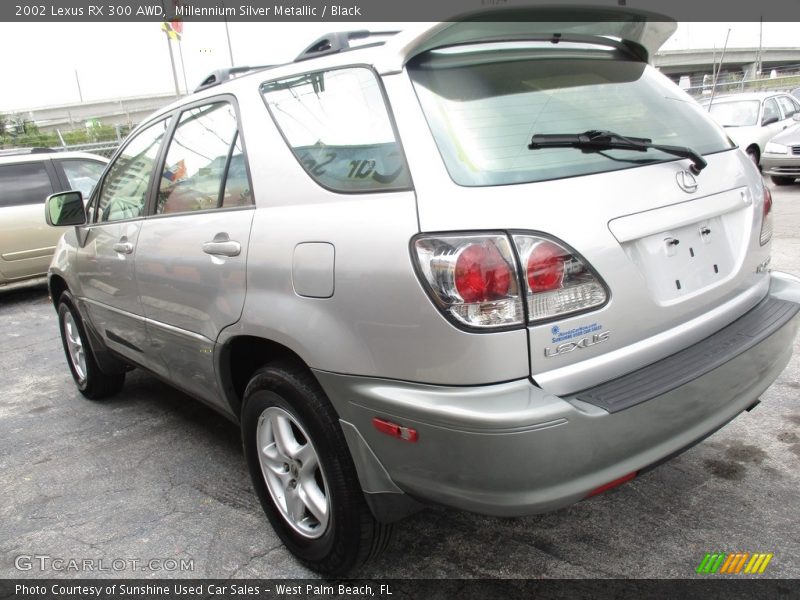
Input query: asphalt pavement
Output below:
<box><xmin>1</xmin><ymin>179</ymin><xmax>798</xmax><ymax>579</ymax></box>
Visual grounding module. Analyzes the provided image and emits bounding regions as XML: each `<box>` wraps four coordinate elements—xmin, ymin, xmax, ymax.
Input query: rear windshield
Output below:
<box><xmin>408</xmin><ymin>44</ymin><xmax>733</xmax><ymax>187</ymax></box>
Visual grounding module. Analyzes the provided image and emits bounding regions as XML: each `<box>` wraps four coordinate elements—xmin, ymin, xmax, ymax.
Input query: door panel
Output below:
<box><xmin>134</xmin><ymin>100</ymin><xmax>254</xmax><ymax>406</ymax></box>
<box><xmin>0</xmin><ymin>159</ymin><xmax>58</xmax><ymax>281</ymax></box>
<box><xmin>0</xmin><ymin>204</ymin><xmax>63</xmax><ymax>280</ymax></box>
<box><xmin>77</xmin><ymin>221</ymin><xmax>149</xmax><ymax>364</ymax></box>
<box><xmin>74</xmin><ymin>117</ymin><xmax>170</xmax><ymax>367</ymax></box>
<box><xmin>136</xmin><ymin>209</ymin><xmax>254</xmax><ymax>403</ymax></box>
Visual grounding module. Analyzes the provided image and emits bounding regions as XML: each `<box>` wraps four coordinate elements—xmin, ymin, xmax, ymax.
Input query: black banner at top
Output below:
<box><xmin>3</xmin><ymin>0</ymin><xmax>800</xmax><ymax>22</ymax></box>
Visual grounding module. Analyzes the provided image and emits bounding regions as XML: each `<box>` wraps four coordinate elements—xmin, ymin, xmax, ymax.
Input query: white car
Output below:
<box><xmin>701</xmin><ymin>92</ymin><xmax>800</xmax><ymax>165</ymax></box>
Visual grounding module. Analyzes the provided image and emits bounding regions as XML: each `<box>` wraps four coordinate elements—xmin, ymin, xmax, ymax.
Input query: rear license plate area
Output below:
<box><xmin>623</xmin><ymin>216</ymin><xmax>735</xmax><ymax>302</ymax></box>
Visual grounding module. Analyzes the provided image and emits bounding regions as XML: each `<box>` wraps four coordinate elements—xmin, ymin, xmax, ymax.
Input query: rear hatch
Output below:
<box><xmin>404</xmin><ymin>39</ymin><xmax>773</xmax><ymax>395</ymax></box>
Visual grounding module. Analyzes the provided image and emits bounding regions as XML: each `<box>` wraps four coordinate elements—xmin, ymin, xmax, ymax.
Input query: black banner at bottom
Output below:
<box><xmin>1</xmin><ymin>579</ymin><xmax>799</xmax><ymax>600</ymax></box>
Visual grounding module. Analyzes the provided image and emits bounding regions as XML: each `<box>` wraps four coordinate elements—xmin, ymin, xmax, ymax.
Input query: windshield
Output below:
<box><xmin>408</xmin><ymin>45</ymin><xmax>733</xmax><ymax>187</ymax></box>
<box><xmin>705</xmin><ymin>100</ymin><xmax>760</xmax><ymax>127</ymax></box>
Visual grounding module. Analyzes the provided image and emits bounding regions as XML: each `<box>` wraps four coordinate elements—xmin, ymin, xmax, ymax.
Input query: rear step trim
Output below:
<box><xmin>573</xmin><ymin>296</ymin><xmax>799</xmax><ymax>413</ymax></box>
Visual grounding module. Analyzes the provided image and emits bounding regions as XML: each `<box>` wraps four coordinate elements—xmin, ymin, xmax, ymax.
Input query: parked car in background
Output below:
<box><xmin>44</xmin><ymin>11</ymin><xmax>800</xmax><ymax>576</ymax></box>
<box><xmin>0</xmin><ymin>149</ymin><xmax>107</xmax><ymax>287</ymax></box>
<box><xmin>700</xmin><ymin>92</ymin><xmax>800</xmax><ymax>165</ymax></box>
<box><xmin>791</xmin><ymin>87</ymin><xmax>800</xmax><ymax>101</ymax></box>
<box><xmin>762</xmin><ymin>113</ymin><xmax>800</xmax><ymax>185</ymax></box>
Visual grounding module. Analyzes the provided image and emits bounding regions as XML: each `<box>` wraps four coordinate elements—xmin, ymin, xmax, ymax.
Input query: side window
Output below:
<box><xmin>762</xmin><ymin>98</ymin><xmax>780</xmax><ymax>124</ymax></box>
<box><xmin>777</xmin><ymin>96</ymin><xmax>798</xmax><ymax>119</ymax></box>
<box><xmin>262</xmin><ymin>67</ymin><xmax>411</xmax><ymax>192</ymax></box>
<box><xmin>98</xmin><ymin>119</ymin><xmax>168</xmax><ymax>223</ymax></box>
<box><xmin>156</xmin><ymin>102</ymin><xmax>246</xmax><ymax>215</ymax></box>
<box><xmin>60</xmin><ymin>159</ymin><xmax>106</xmax><ymax>198</ymax></box>
<box><xmin>221</xmin><ymin>133</ymin><xmax>252</xmax><ymax>208</ymax></box>
<box><xmin>0</xmin><ymin>162</ymin><xmax>53</xmax><ymax>207</ymax></box>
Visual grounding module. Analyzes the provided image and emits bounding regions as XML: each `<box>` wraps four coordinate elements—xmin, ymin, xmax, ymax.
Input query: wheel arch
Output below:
<box><xmin>48</xmin><ymin>273</ymin><xmax>69</xmax><ymax>309</ymax></box>
<box><xmin>217</xmin><ymin>335</ymin><xmax>318</xmax><ymax>419</ymax></box>
<box><xmin>746</xmin><ymin>143</ymin><xmax>761</xmax><ymax>164</ymax></box>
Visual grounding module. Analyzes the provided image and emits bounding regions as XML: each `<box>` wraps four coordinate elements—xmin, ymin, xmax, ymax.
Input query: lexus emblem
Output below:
<box><xmin>676</xmin><ymin>170</ymin><xmax>698</xmax><ymax>193</ymax></box>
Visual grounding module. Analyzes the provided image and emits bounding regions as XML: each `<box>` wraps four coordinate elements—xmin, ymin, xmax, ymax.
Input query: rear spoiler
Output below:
<box><xmin>375</xmin><ymin>5</ymin><xmax>677</xmax><ymax>74</ymax></box>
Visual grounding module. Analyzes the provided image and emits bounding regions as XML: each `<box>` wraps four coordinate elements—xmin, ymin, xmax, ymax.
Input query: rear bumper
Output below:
<box><xmin>316</xmin><ymin>272</ymin><xmax>800</xmax><ymax>518</ymax></box>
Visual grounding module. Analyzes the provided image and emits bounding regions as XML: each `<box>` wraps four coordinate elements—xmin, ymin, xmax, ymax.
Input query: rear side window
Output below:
<box><xmin>409</xmin><ymin>45</ymin><xmax>733</xmax><ymax>187</ymax></box>
<box><xmin>156</xmin><ymin>101</ymin><xmax>250</xmax><ymax>215</ymax></box>
<box><xmin>262</xmin><ymin>67</ymin><xmax>411</xmax><ymax>192</ymax></box>
<box><xmin>763</xmin><ymin>98</ymin><xmax>781</xmax><ymax>124</ymax></box>
<box><xmin>0</xmin><ymin>162</ymin><xmax>53</xmax><ymax>207</ymax></box>
<box><xmin>776</xmin><ymin>95</ymin><xmax>799</xmax><ymax>118</ymax></box>
<box><xmin>222</xmin><ymin>134</ymin><xmax>252</xmax><ymax>208</ymax></box>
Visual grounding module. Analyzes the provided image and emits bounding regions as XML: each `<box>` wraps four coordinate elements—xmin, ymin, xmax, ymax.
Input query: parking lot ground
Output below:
<box><xmin>1</xmin><ymin>180</ymin><xmax>799</xmax><ymax>579</ymax></box>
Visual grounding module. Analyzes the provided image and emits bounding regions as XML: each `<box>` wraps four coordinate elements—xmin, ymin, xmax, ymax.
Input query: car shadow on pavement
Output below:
<box><xmin>0</xmin><ymin>280</ymin><xmax>49</xmax><ymax>308</ymax></box>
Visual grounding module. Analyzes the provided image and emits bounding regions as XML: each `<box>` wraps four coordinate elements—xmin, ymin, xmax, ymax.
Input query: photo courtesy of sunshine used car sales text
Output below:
<box><xmin>14</xmin><ymin>583</ymin><xmax>392</xmax><ymax>597</ymax></box>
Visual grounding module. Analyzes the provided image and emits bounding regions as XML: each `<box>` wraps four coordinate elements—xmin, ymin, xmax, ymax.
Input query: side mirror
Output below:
<box><xmin>45</xmin><ymin>191</ymin><xmax>86</xmax><ymax>227</ymax></box>
<box><xmin>793</xmin><ymin>112</ymin><xmax>800</xmax><ymax>122</ymax></box>
<box><xmin>761</xmin><ymin>115</ymin><xmax>779</xmax><ymax>127</ymax></box>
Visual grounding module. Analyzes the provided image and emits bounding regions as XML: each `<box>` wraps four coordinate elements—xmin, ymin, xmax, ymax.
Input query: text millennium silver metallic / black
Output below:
<box><xmin>175</xmin><ymin>4</ymin><xmax>362</xmax><ymax>17</ymax></box>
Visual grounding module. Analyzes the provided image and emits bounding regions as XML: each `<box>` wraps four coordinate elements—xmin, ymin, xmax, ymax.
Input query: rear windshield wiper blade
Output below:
<box><xmin>528</xmin><ymin>129</ymin><xmax>707</xmax><ymax>174</ymax></box>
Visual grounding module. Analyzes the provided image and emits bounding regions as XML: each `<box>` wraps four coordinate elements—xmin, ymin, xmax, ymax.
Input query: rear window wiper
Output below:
<box><xmin>528</xmin><ymin>130</ymin><xmax>707</xmax><ymax>174</ymax></box>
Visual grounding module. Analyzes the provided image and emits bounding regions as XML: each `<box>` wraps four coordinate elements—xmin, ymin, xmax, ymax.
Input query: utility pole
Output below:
<box><xmin>74</xmin><ymin>69</ymin><xmax>84</xmax><ymax>103</ymax></box>
<box><xmin>160</xmin><ymin>0</ymin><xmax>181</xmax><ymax>97</ymax></box>
<box><xmin>708</xmin><ymin>28</ymin><xmax>731</xmax><ymax>110</ymax></box>
<box><xmin>164</xmin><ymin>33</ymin><xmax>181</xmax><ymax>97</ymax></box>
<box><xmin>756</xmin><ymin>19</ymin><xmax>763</xmax><ymax>77</ymax></box>
<box><xmin>178</xmin><ymin>39</ymin><xmax>189</xmax><ymax>94</ymax></box>
<box><xmin>222</xmin><ymin>0</ymin><xmax>235</xmax><ymax>66</ymax></box>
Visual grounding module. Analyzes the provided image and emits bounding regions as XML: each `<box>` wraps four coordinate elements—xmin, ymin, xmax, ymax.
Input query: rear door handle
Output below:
<box><xmin>112</xmin><ymin>241</ymin><xmax>134</xmax><ymax>254</ymax></box>
<box><xmin>202</xmin><ymin>240</ymin><xmax>241</xmax><ymax>257</ymax></box>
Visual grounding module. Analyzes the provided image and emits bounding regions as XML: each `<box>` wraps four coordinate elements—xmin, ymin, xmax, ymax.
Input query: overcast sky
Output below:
<box><xmin>0</xmin><ymin>21</ymin><xmax>797</xmax><ymax>112</ymax></box>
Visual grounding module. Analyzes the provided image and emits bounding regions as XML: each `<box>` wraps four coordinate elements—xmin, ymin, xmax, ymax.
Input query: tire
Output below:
<box><xmin>241</xmin><ymin>362</ymin><xmax>392</xmax><ymax>575</ymax></box>
<box><xmin>57</xmin><ymin>292</ymin><xmax>125</xmax><ymax>400</ymax></box>
<box><xmin>771</xmin><ymin>175</ymin><xmax>796</xmax><ymax>186</ymax></box>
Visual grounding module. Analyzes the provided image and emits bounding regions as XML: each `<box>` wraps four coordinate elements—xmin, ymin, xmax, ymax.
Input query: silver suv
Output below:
<box><xmin>45</xmin><ymin>14</ymin><xmax>800</xmax><ymax>575</ymax></box>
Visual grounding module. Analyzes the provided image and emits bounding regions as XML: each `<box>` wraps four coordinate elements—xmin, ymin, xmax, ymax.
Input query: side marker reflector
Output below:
<box><xmin>372</xmin><ymin>417</ymin><xmax>418</xmax><ymax>442</ymax></box>
<box><xmin>586</xmin><ymin>471</ymin><xmax>637</xmax><ymax>498</ymax></box>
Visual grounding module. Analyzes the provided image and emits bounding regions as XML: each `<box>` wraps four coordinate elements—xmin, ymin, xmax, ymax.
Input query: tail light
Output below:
<box><xmin>760</xmin><ymin>187</ymin><xmax>773</xmax><ymax>246</ymax></box>
<box><xmin>525</xmin><ymin>240</ymin><xmax>565</xmax><ymax>292</ymax></box>
<box><xmin>413</xmin><ymin>234</ymin><xmax>524</xmax><ymax>329</ymax></box>
<box><xmin>514</xmin><ymin>235</ymin><xmax>607</xmax><ymax>322</ymax></box>
<box><xmin>413</xmin><ymin>232</ymin><xmax>607</xmax><ymax>329</ymax></box>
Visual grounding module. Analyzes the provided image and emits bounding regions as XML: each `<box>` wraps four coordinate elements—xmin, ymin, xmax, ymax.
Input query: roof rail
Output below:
<box><xmin>295</xmin><ymin>30</ymin><xmax>400</xmax><ymax>62</ymax></box>
<box><xmin>194</xmin><ymin>65</ymin><xmax>279</xmax><ymax>93</ymax></box>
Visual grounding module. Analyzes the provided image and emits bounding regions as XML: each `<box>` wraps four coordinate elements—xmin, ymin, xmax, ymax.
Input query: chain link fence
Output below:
<box><xmin>680</xmin><ymin>71</ymin><xmax>800</xmax><ymax>100</ymax></box>
<box><xmin>50</xmin><ymin>141</ymin><xmax>120</xmax><ymax>158</ymax></box>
